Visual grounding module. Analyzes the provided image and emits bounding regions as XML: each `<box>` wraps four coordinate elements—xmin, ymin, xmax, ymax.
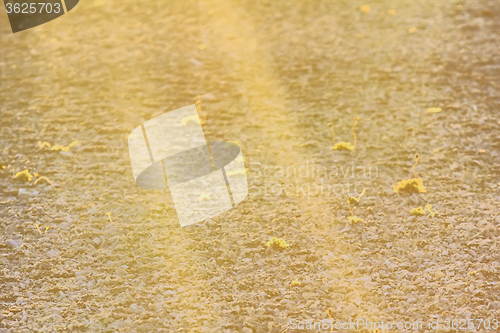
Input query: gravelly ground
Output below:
<box><xmin>1</xmin><ymin>0</ymin><xmax>500</xmax><ymax>332</ymax></box>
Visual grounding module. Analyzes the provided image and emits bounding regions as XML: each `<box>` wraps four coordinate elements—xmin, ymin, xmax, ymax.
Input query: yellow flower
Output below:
<box><xmin>427</xmin><ymin>107</ymin><xmax>442</xmax><ymax>113</ymax></box>
<box><xmin>348</xmin><ymin>216</ymin><xmax>365</xmax><ymax>224</ymax></box>
<box><xmin>266</xmin><ymin>237</ymin><xmax>290</xmax><ymax>250</ymax></box>
<box><xmin>198</xmin><ymin>193</ymin><xmax>211</xmax><ymax>201</ymax></box>
<box><xmin>332</xmin><ymin>142</ymin><xmax>354</xmax><ymax>151</ymax></box>
<box><xmin>393</xmin><ymin>178</ymin><xmax>426</xmax><ymax>194</ymax></box>
<box><xmin>14</xmin><ymin>169</ymin><xmax>33</xmax><ymax>182</ymax></box>
<box><xmin>410</xmin><ymin>207</ymin><xmax>426</xmax><ymax>216</ymax></box>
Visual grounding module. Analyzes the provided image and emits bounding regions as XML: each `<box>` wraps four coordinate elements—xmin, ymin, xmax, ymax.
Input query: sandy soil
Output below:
<box><xmin>1</xmin><ymin>0</ymin><xmax>499</xmax><ymax>332</ymax></box>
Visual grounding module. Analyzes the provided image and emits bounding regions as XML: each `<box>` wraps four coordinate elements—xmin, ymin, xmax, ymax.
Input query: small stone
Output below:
<box><xmin>75</xmin><ymin>270</ymin><xmax>91</xmax><ymax>277</ymax></box>
<box><xmin>306</xmin><ymin>255</ymin><xmax>319</xmax><ymax>262</ymax></box>
<box><xmin>9</xmin><ymin>306</ymin><xmax>22</xmax><ymax>313</ymax></box>
<box><xmin>40</xmin><ymin>261</ymin><xmax>52</xmax><ymax>270</ymax></box>
<box><xmin>164</xmin><ymin>290</ymin><xmax>176</xmax><ymax>296</ymax></box>
<box><xmin>47</xmin><ymin>249</ymin><xmax>60</xmax><ymax>258</ymax></box>
<box><xmin>364</xmin><ymin>281</ymin><xmax>377</xmax><ymax>290</ymax></box>
<box><xmin>5</xmin><ymin>224</ymin><xmax>17</xmax><ymax>234</ymax></box>
<box><xmin>190</xmin><ymin>58</ymin><xmax>203</xmax><ymax>66</ymax></box>
<box><xmin>5</xmin><ymin>240</ymin><xmax>23</xmax><ymax>249</ymax></box>
<box><xmin>460</xmin><ymin>168</ymin><xmax>477</xmax><ymax>184</ymax></box>
<box><xmin>201</xmin><ymin>93</ymin><xmax>218</xmax><ymax>101</ymax></box>
<box><xmin>18</xmin><ymin>188</ymin><xmax>39</xmax><ymax>196</ymax></box>
<box><xmin>60</xmin><ymin>150</ymin><xmax>73</xmax><ymax>157</ymax></box>
<box><xmin>434</xmin><ymin>270</ymin><xmax>445</xmax><ymax>279</ymax></box>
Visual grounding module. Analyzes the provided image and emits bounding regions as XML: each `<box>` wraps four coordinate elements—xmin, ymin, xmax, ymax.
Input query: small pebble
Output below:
<box><xmin>18</xmin><ymin>188</ymin><xmax>39</xmax><ymax>196</ymax></box>
<box><xmin>5</xmin><ymin>240</ymin><xmax>23</xmax><ymax>249</ymax></box>
<box><xmin>40</xmin><ymin>261</ymin><xmax>52</xmax><ymax>270</ymax></box>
